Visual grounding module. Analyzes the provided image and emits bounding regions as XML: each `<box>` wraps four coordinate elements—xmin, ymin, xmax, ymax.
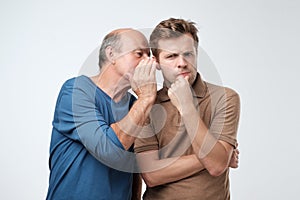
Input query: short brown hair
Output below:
<box><xmin>150</xmin><ymin>18</ymin><xmax>199</xmax><ymax>58</ymax></box>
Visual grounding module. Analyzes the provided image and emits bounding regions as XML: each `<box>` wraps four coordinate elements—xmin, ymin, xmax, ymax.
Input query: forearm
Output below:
<box><xmin>139</xmin><ymin>154</ymin><xmax>204</xmax><ymax>187</ymax></box>
<box><xmin>181</xmin><ymin>105</ymin><xmax>232</xmax><ymax>176</ymax></box>
<box><xmin>111</xmin><ymin>97</ymin><xmax>154</xmax><ymax>150</ymax></box>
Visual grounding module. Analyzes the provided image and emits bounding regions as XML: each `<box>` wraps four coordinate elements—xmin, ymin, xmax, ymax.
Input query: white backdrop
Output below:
<box><xmin>1</xmin><ymin>0</ymin><xmax>299</xmax><ymax>199</ymax></box>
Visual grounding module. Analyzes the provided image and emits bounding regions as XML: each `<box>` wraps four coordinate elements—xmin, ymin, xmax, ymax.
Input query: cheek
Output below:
<box><xmin>126</xmin><ymin>57</ymin><xmax>140</xmax><ymax>69</ymax></box>
<box><xmin>159</xmin><ymin>60</ymin><xmax>174</xmax><ymax>70</ymax></box>
<box><xmin>161</xmin><ymin>67</ymin><xmax>176</xmax><ymax>81</ymax></box>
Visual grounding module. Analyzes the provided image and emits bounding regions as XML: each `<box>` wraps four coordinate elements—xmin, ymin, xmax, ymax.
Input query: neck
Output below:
<box><xmin>91</xmin><ymin>65</ymin><xmax>131</xmax><ymax>102</ymax></box>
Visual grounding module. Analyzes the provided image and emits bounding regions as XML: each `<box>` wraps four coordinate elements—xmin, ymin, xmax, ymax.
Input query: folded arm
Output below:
<box><xmin>168</xmin><ymin>77</ymin><xmax>240</xmax><ymax>176</ymax></box>
<box><xmin>136</xmin><ymin>150</ymin><xmax>204</xmax><ymax>187</ymax></box>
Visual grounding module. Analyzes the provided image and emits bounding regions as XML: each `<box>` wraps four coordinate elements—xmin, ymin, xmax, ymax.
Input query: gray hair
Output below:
<box><xmin>98</xmin><ymin>32</ymin><xmax>122</xmax><ymax>69</ymax></box>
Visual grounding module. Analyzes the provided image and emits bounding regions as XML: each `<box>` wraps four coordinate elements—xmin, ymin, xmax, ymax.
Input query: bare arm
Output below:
<box><xmin>111</xmin><ymin>58</ymin><xmax>157</xmax><ymax>150</ymax></box>
<box><xmin>168</xmin><ymin>76</ymin><xmax>240</xmax><ymax>176</ymax></box>
<box><xmin>137</xmin><ymin>149</ymin><xmax>239</xmax><ymax>187</ymax></box>
<box><xmin>136</xmin><ymin>150</ymin><xmax>204</xmax><ymax>187</ymax></box>
<box><xmin>183</xmin><ymin>113</ymin><xmax>234</xmax><ymax>176</ymax></box>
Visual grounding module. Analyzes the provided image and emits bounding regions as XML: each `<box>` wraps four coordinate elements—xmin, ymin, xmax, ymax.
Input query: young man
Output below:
<box><xmin>46</xmin><ymin>28</ymin><xmax>157</xmax><ymax>200</ymax></box>
<box><xmin>134</xmin><ymin>18</ymin><xmax>240</xmax><ymax>199</ymax></box>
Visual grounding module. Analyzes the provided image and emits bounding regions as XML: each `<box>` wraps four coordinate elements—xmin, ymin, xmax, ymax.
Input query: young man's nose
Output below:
<box><xmin>177</xmin><ymin>55</ymin><xmax>187</xmax><ymax>68</ymax></box>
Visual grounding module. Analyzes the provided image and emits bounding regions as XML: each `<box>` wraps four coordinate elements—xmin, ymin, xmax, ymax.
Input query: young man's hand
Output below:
<box><xmin>229</xmin><ymin>148</ymin><xmax>240</xmax><ymax>168</ymax></box>
<box><xmin>168</xmin><ymin>76</ymin><xmax>194</xmax><ymax>114</ymax></box>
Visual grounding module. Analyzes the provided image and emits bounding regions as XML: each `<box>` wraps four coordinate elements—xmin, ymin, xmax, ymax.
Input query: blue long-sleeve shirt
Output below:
<box><xmin>46</xmin><ymin>75</ymin><xmax>137</xmax><ymax>200</ymax></box>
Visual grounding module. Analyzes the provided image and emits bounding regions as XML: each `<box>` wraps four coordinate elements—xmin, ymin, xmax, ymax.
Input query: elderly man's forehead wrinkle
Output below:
<box><xmin>119</xmin><ymin>31</ymin><xmax>149</xmax><ymax>53</ymax></box>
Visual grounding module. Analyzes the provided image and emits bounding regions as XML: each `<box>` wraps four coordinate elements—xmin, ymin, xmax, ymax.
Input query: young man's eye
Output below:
<box><xmin>166</xmin><ymin>54</ymin><xmax>176</xmax><ymax>59</ymax></box>
<box><xmin>183</xmin><ymin>52</ymin><xmax>193</xmax><ymax>57</ymax></box>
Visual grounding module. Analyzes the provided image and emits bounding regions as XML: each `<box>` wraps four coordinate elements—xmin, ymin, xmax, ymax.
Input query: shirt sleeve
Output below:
<box><xmin>53</xmin><ymin>78</ymin><xmax>136</xmax><ymax>170</ymax></box>
<box><xmin>209</xmin><ymin>87</ymin><xmax>240</xmax><ymax>148</ymax></box>
<box><xmin>134</xmin><ymin>124</ymin><xmax>159</xmax><ymax>153</ymax></box>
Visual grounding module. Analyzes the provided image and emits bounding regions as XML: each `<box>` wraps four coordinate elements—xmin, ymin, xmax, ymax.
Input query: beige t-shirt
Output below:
<box><xmin>134</xmin><ymin>73</ymin><xmax>240</xmax><ymax>200</ymax></box>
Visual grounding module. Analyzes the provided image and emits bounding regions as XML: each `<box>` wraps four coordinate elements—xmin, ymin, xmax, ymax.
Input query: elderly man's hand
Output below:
<box><xmin>131</xmin><ymin>58</ymin><xmax>157</xmax><ymax>103</ymax></box>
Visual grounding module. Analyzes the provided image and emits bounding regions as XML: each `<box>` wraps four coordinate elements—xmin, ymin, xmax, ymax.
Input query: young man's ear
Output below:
<box><xmin>105</xmin><ymin>46</ymin><xmax>115</xmax><ymax>65</ymax></box>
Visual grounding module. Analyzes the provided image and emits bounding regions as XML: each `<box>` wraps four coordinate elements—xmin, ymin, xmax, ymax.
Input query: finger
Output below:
<box><xmin>173</xmin><ymin>76</ymin><xmax>183</xmax><ymax>86</ymax></box>
<box><xmin>134</xmin><ymin>59</ymin><xmax>148</xmax><ymax>79</ymax></box>
<box><xmin>135</xmin><ymin>59</ymin><xmax>145</xmax><ymax>74</ymax></box>
<box><xmin>140</xmin><ymin>58</ymin><xmax>149</xmax><ymax>75</ymax></box>
<box><xmin>138</xmin><ymin>59</ymin><xmax>146</xmax><ymax>66</ymax></box>
<box><xmin>167</xmin><ymin>88</ymin><xmax>173</xmax><ymax>98</ymax></box>
<box><xmin>139</xmin><ymin>57</ymin><xmax>148</xmax><ymax>75</ymax></box>
<box><xmin>145</xmin><ymin>58</ymin><xmax>154</xmax><ymax>76</ymax></box>
<box><xmin>176</xmin><ymin>75</ymin><xmax>184</xmax><ymax>81</ymax></box>
<box><xmin>149</xmin><ymin>61</ymin><xmax>157</xmax><ymax>80</ymax></box>
<box><xmin>170</xmin><ymin>83</ymin><xmax>175</xmax><ymax>90</ymax></box>
<box><xmin>178</xmin><ymin>75</ymin><xmax>188</xmax><ymax>85</ymax></box>
<box><xmin>184</xmin><ymin>75</ymin><xmax>189</xmax><ymax>82</ymax></box>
